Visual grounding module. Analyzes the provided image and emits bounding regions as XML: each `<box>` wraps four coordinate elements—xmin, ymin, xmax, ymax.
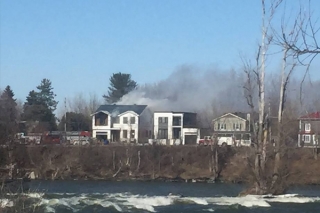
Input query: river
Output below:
<box><xmin>3</xmin><ymin>180</ymin><xmax>320</xmax><ymax>212</ymax></box>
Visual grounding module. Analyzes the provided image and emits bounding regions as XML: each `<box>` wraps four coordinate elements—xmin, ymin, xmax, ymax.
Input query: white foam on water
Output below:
<box><xmin>13</xmin><ymin>192</ymin><xmax>320</xmax><ymax>213</ymax></box>
<box><xmin>45</xmin><ymin>206</ymin><xmax>56</xmax><ymax>213</ymax></box>
<box><xmin>178</xmin><ymin>197</ymin><xmax>209</xmax><ymax>205</ymax></box>
<box><xmin>81</xmin><ymin>198</ymin><xmax>122</xmax><ymax>212</ymax></box>
<box><xmin>99</xmin><ymin>200</ymin><xmax>123</xmax><ymax>212</ymax></box>
<box><xmin>25</xmin><ymin>192</ymin><xmax>45</xmax><ymax>198</ymax></box>
<box><xmin>124</xmin><ymin>196</ymin><xmax>174</xmax><ymax>212</ymax></box>
<box><xmin>263</xmin><ymin>194</ymin><xmax>320</xmax><ymax>204</ymax></box>
<box><xmin>205</xmin><ymin>195</ymin><xmax>271</xmax><ymax>207</ymax></box>
<box><xmin>0</xmin><ymin>199</ymin><xmax>13</xmax><ymax>208</ymax></box>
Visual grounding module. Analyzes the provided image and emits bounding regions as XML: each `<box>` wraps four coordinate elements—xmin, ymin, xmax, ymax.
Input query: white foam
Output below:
<box><xmin>13</xmin><ymin>192</ymin><xmax>320</xmax><ymax>212</ymax></box>
<box><xmin>263</xmin><ymin>194</ymin><xmax>320</xmax><ymax>204</ymax></box>
<box><xmin>125</xmin><ymin>196</ymin><xmax>173</xmax><ymax>212</ymax></box>
<box><xmin>0</xmin><ymin>199</ymin><xmax>14</xmax><ymax>208</ymax></box>
<box><xmin>45</xmin><ymin>206</ymin><xmax>56</xmax><ymax>213</ymax></box>
<box><xmin>205</xmin><ymin>196</ymin><xmax>271</xmax><ymax>207</ymax></box>
<box><xmin>181</xmin><ymin>197</ymin><xmax>209</xmax><ymax>205</ymax></box>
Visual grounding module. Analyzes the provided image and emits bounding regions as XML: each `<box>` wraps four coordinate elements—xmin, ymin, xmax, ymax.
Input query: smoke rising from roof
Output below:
<box><xmin>117</xmin><ymin>65</ymin><xmax>248</xmax><ymax>113</ymax></box>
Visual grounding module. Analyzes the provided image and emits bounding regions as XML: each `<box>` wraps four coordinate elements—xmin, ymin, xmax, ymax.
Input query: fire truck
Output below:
<box><xmin>41</xmin><ymin>131</ymin><xmax>91</xmax><ymax>145</ymax></box>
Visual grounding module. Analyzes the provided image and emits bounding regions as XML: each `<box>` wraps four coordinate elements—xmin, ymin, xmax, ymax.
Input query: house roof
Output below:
<box><xmin>213</xmin><ymin>112</ymin><xmax>248</xmax><ymax>121</ymax></box>
<box><xmin>154</xmin><ymin>111</ymin><xmax>196</xmax><ymax>114</ymax></box>
<box><xmin>93</xmin><ymin>104</ymin><xmax>147</xmax><ymax>117</ymax></box>
<box><xmin>299</xmin><ymin>112</ymin><xmax>320</xmax><ymax>120</ymax></box>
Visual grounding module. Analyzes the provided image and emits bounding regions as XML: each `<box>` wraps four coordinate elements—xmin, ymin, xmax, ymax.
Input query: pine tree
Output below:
<box><xmin>22</xmin><ymin>79</ymin><xmax>58</xmax><ymax>131</ymax></box>
<box><xmin>0</xmin><ymin>86</ymin><xmax>18</xmax><ymax>143</ymax></box>
<box><xmin>103</xmin><ymin>72</ymin><xmax>137</xmax><ymax>103</ymax></box>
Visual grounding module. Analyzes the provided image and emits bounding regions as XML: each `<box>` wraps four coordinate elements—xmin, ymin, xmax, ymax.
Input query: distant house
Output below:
<box><xmin>153</xmin><ymin>111</ymin><xmax>200</xmax><ymax>145</ymax></box>
<box><xmin>91</xmin><ymin>104</ymin><xmax>153</xmax><ymax>143</ymax></box>
<box><xmin>212</xmin><ymin>112</ymin><xmax>251</xmax><ymax>146</ymax></box>
<box><xmin>298</xmin><ymin>112</ymin><xmax>320</xmax><ymax>148</ymax></box>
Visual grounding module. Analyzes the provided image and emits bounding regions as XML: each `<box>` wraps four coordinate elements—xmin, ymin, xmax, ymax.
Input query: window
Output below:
<box><xmin>303</xmin><ymin>135</ymin><xmax>310</xmax><ymax>142</ymax></box>
<box><xmin>123</xmin><ymin>117</ymin><xmax>128</xmax><ymax>124</ymax></box>
<box><xmin>173</xmin><ymin>128</ymin><xmax>181</xmax><ymax>139</ymax></box>
<box><xmin>99</xmin><ymin>117</ymin><xmax>105</xmax><ymax>125</ymax></box>
<box><xmin>95</xmin><ymin>113</ymin><xmax>107</xmax><ymax>126</ymax></box>
<box><xmin>130</xmin><ymin>117</ymin><xmax>136</xmax><ymax>124</ymax></box>
<box><xmin>158</xmin><ymin>129</ymin><xmax>168</xmax><ymax>139</ymax></box>
<box><xmin>173</xmin><ymin>116</ymin><xmax>181</xmax><ymax>126</ymax></box>
<box><xmin>219</xmin><ymin>123</ymin><xmax>226</xmax><ymax>130</ymax></box>
<box><xmin>305</xmin><ymin>123</ymin><xmax>311</xmax><ymax>131</ymax></box>
<box><xmin>123</xmin><ymin>130</ymin><xmax>128</xmax><ymax>138</ymax></box>
<box><xmin>159</xmin><ymin>117</ymin><xmax>168</xmax><ymax>124</ymax></box>
<box><xmin>233</xmin><ymin>123</ymin><xmax>241</xmax><ymax>130</ymax></box>
<box><xmin>130</xmin><ymin>130</ymin><xmax>135</xmax><ymax>138</ymax></box>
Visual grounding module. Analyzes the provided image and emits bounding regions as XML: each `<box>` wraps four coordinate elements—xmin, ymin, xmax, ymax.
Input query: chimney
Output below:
<box><xmin>246</xmin><ymin>113</ymin><xmax>250</xmax><ymax>121</ymax></box>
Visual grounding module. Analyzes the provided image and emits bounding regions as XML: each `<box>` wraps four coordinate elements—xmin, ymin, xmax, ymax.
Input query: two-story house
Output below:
<box><xmin>91</xmin><ymin>104</ymin><xmax>152</xmax><ymax>143</ymax></box>
<box><xmin>153</xmin><ymin>111</ymin><xmax>200</xmax><ymax>145</ymax></box>
<box><xmin>212</xmin><ymin>112</ymin><xmax>251</xmax><ymax>146</ymax></box>
<box><xmin>298</xmin><ymin>112</ymin><xmax>320</xmax><ymax>148</ymax></box>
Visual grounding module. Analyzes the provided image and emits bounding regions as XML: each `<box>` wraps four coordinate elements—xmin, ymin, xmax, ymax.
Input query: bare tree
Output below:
<box><xmin>241</xmin><ymin>0</ymin><xmax>284</xmax><ymax>195</ymax></box>
<box><xmin>65</xmin><ymin>92</ymin><xmax>102</xmax><ymax>117</ymax></box>
<box><xmin>272</xmin><ymin>0</ymin><xmax>320</xmax><ymax>100</ymax></box>
<box><xmin>242</xmin><ymin>0</ymin><xmax>319</xmax><ymax>195</ymax></box>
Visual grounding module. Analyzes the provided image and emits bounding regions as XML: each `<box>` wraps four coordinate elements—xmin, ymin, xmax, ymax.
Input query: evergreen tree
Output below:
<box><xmin>103</xmin><ymin>72</ymin><xmax>137</xmax><ymax>103</ymax></box>
<box><xmin>22</xmin><ymin>79</ymin><xmax>58</xmax><ymax>131</ymax></box>
<box><xmin>0</xmin><ymin>86</ymin><xmax>18</xmax><ymax>143</ymax></box>
<box><xmin>37</xmin><ymin>78</ymin><xmax>58</xmax><ymax>111</ymax></box>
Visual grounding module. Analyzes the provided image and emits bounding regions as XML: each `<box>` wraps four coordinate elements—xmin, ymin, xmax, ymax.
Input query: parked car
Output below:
<box><xmin>73</xmin><ymin>140</ymin><xmax>90</xmax><ymax>146</ymax></box>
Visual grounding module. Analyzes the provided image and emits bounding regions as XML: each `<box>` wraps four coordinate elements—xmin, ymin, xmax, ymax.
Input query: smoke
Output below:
<box><xmin>117</xmin><ymin>65</ymin><xmax>249</xmax><ymax>113</ymax></box>
<box><xmin>110</xmin><ymin>109</ymin><xmax>120</xmax><ymax>117</ymax></box>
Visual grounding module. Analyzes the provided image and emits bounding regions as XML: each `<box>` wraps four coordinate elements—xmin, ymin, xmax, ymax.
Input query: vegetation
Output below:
<box><xmin>0</xmin><ymin>86</ymin><xmax>18</xmax><ymax>144</ymax></box>
<box><xmin>241</xmin><ymin>0</ymin><xmax>320</xmax><ymax>195</ymax></box>
<box><xmin>22</xmin><ymin>79</ymin><xmax>58</xmax><ymax>132</ymax></box>
<box><xmin>103</xmin><ymin>72</ymin><xmax>138</xmax><ymax>103</ymax></box>
<box><xmin>58</xmin><ymin>112</ymin><xmax>91</xmax><ymax>131</ymax></box>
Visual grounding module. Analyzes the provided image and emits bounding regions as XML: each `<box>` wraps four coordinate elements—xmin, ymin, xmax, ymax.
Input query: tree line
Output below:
<box><xmin>0</xmin><ymin>72</ymin><xmax>137</xmax><ymax>143</ymax></box>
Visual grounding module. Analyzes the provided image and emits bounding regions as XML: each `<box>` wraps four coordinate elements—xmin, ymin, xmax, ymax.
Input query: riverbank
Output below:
<box><xmin>1</xmin><ymin>145</ymin><xmax>319</xmax><ymax>185</ymax></box>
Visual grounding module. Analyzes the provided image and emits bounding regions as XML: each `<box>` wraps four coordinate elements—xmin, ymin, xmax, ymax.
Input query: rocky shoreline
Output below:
<box><xmin>1</xmin><ymin>145</ymin><xmax>320</xmax><ymax>186</ymax></box>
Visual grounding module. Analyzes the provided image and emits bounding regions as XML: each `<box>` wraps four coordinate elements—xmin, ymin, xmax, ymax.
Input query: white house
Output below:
<box><xmin>91</xmin><ymin>104</ymin><xmax>152</xmax><ymax>143</ymax></box>
<box><xmin>153</xmin><ymin>111</ymin><xmax>200</xmax><ymax>145</ymax></box>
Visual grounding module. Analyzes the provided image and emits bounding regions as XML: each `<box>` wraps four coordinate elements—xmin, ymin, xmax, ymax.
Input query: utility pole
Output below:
<box><xmin>64</xmin><ymin>97</ymin><xmax>67</xmax><ymax>143</ymax></box>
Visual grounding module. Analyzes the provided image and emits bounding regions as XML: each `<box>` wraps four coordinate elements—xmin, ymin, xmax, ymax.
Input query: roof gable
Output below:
<box><xmin>94</xmin><ymin>104</ymin><xmax>147</xmax><ymax>117</ymax></box>
<box><xmin>299</xmin><ymin>112</ymin><xmax>320</xmax><ymax>120</ymax></box>
<box><xmin>213</xmin><ymin>112</ymin><xmax>247</xmax><ymax>122</ymax></box>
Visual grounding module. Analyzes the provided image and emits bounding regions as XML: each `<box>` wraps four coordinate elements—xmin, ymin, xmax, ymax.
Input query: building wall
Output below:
<box><xmin>154</xmin><ymin>112</ymin><xmax>183</xmax><ymax>140</ymax></box>
<box><xmin>92</xmin><ymin>112</ymin><xmax>111</xmax><ymax>138</ymax></box>
<box><xmin>153</xmin><ymin>112</ymin><xmax>199</xmax><ymax>145</ymax></box>
<box><xmin>298</xmin><ymin>120</ymin><xmax>320</xmax><ymax>148</ymax></box>
<box><xmin>92</xmin><ymin>109</ymin><xmax>152</xmax><ymax>143</ymax></box>
<box><xmin>213</xmin><ymin>115</ymin><xmax>247</xmax><ymax>132</ymax></box>
<box><xmin>114</xmin><ymin>111</ymin><xmax>139</xmax><ymax>142</ymax></box>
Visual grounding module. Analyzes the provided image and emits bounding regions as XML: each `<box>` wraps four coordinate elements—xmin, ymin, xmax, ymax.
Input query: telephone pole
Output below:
<box><xmin>64</xmin><ymin>98</ymin><xmax>67</xmax><ymax>142</ymax></box>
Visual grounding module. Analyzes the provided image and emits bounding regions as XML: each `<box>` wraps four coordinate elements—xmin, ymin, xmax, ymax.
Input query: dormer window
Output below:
<box><xmin>305</xmin><ymin>123</ymin><xmax>311</xmax><ymax>132</ymax></box>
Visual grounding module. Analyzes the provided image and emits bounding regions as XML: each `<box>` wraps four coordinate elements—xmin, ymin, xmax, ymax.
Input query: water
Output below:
<box><xmin>3</xmin><ymin>180</ymin><xmax>320</xmax><ymax>212</ymax></box>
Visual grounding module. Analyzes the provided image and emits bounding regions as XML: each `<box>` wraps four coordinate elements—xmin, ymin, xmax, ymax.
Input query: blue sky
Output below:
<box><xmin>0</xmin><ymin>0</ymin><xmax>319</xmax><ymax>107</ymax></box>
